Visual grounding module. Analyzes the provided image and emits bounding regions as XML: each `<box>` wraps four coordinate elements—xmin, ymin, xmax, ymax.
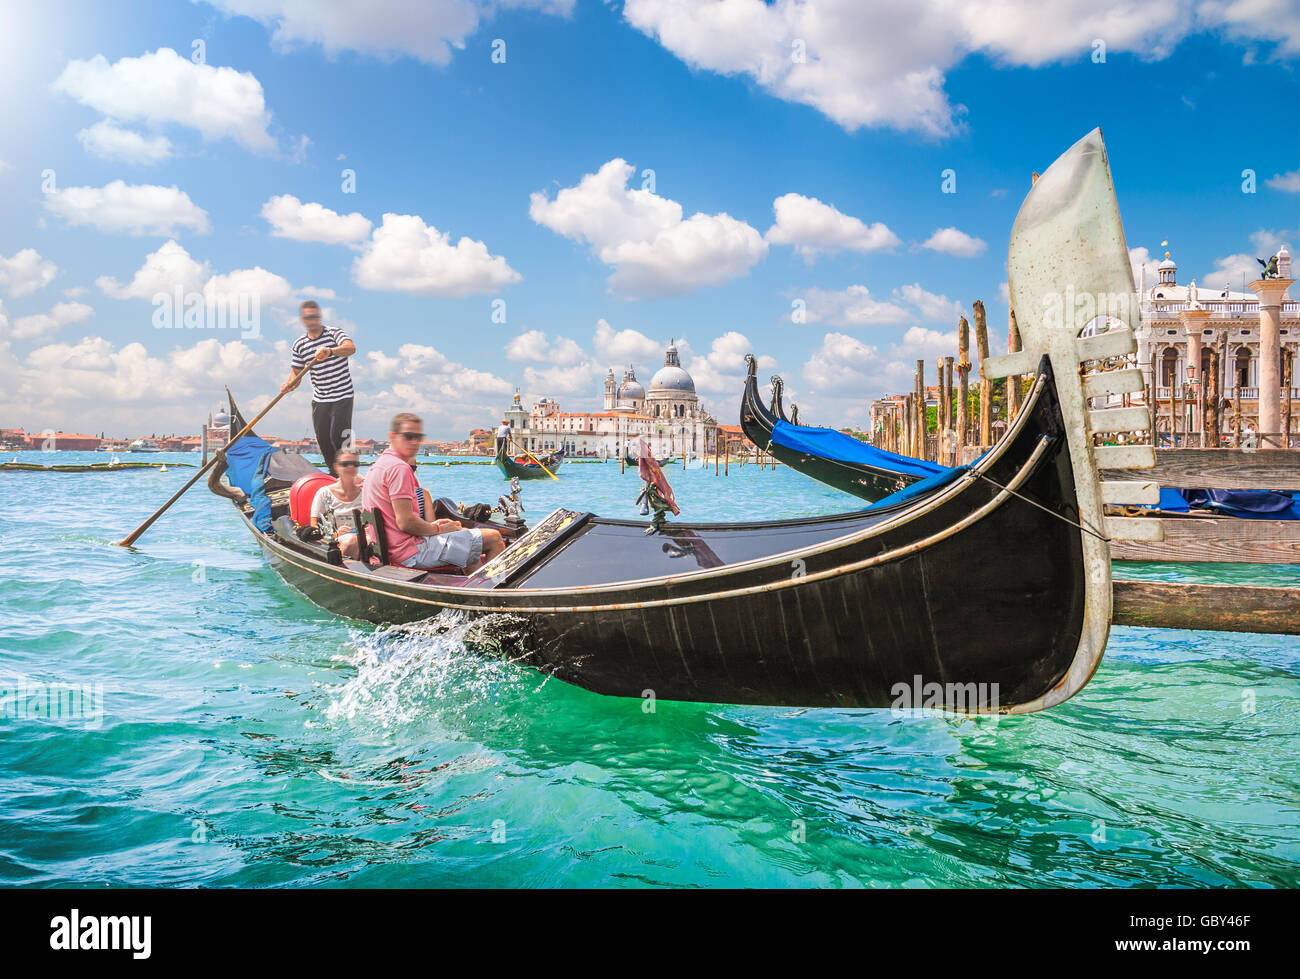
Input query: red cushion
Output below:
<box><xmin>289</xmin><ymin>473</ymin><xmax>337</xmax><ymax>526</ymax></box>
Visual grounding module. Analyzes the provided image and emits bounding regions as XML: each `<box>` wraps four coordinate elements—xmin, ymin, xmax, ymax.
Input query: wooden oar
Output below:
<box><xmin>117</xmin><ymin>366</ymin><xmax>309</xmax><ymax>546</ymax></box>
<box><xmin>509</xmin><ymin>436</ymin><xmax>558</xmax><ymax>480</ymax></box>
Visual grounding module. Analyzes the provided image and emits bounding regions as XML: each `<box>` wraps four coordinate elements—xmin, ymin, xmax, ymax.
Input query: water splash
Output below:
<box><xmin>323</xmin><ymin>611</ymin><xmax>531</xmax><ymax>731</ymax></box>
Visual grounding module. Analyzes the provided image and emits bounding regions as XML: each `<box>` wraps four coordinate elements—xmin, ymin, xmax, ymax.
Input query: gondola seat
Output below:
<box><xmin>289</xmin><ymin>473</ymin><xmax>336</xmax><ymax>525</ymax></box>
<box><xmin>350</xmin><ymin>506</ymin><xmax>458</xmax><ymax>574</ymax></box>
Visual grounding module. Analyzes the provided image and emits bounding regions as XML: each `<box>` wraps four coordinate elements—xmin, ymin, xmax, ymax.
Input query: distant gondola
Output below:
<box><xmin>625</xmin><ymin>450</ymin><xmax>672</xmax><ymax>467</ymax></box>
<box><xmin>741</xmin><ymin>363</ymin><xmax>951</xmax><ymax>503</ymax></box>
<box><xmin>211</xmin><ymin>129</ymin><xmax>1160</xmax><ymax>714</ymax></box>
<box><xmin>494</xmin><ymin>439</ymin><xmax>563</xmax><ymax>479</ymax></box>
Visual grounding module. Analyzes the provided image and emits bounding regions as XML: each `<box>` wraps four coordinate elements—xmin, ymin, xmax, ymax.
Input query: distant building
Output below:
<box><xmin>1136</xmin><ymin>247</ymin><xmax>1297</xmax><ymax>439</ymax></box>
<box><xmin>23</xmin><ymin>432</ymin><xmax>102</xmax><ymax>451</ymax></box>
<box><xmin>505</xmin><ymin>341</ymin><xmax>719</xmax><ymax>458</ymax></box>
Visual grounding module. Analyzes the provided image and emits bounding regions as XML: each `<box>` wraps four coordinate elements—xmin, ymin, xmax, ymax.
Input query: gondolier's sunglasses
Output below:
<box><xmin>396</xmin><ymin>432</ymin><xmax>424</xmax><ymax>441</ymax></box>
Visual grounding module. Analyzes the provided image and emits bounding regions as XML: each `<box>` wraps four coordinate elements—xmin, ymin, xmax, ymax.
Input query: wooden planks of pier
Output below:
<box><xmin>1103</xmin><ymin>447</ymin><xmax>1300</xmax><ymax>564</ymax></box>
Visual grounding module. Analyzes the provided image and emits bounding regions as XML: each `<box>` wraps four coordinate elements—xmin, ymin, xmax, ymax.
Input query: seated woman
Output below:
<box><xmin>310</xmin><ymin>448</ymin><xmax>365</xmax><ymax>560</ymax></box>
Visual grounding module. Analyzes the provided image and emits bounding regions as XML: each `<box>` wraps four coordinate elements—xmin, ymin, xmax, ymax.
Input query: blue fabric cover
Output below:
<box><xmin>1182</xmin><ymin>489</ymin><xmax>1300</xmax><ymax>520</ymax></box>
<box><xmin>223</xmin><ymin>433</ymin><xmax>277</xmax><ymax>532</ymax></box>
<box><xmin>769</xmin><ymin>420</ymin><xmax>953</xmax><ymax>479</ymax></box>
<box><xmin>869</xmin><ymin>464</ymin><xmax>972</xmax><ymax>509</ymax></box>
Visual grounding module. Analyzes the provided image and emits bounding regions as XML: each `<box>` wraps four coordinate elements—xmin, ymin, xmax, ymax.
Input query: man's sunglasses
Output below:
<box><xmin>396</xmin><ymin>432</ymin><xmax>424</xmax><ymax>441</ymax></box>
<box><xmin>301</xmin><ymin>314</ymin><xmax>322</xmax><ymax>321</ymax></box>
<box><xmin>337</xmin><ymin>461</ymin><xmax>360</xmax><ymax>468</ymax></box>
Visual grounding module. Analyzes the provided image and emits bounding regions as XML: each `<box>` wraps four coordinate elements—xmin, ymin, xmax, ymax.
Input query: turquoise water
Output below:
<box><xmin>1</xmin><ymin>450</ymin><xmax>1297</xmax><ymax>887</ymax></box>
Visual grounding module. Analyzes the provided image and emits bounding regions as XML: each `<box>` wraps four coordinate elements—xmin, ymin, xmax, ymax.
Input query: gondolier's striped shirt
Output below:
<box><xmin>291</xmin><ymin>327</ymin><xmax>354</xmax><ymax>403</ymax></box>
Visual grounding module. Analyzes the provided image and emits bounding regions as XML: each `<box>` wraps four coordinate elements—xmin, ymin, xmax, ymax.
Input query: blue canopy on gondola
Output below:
<box><xmin>769</xmin><ymin>420</ymin><xmax>953</xmax><ymax>479</ymax></box>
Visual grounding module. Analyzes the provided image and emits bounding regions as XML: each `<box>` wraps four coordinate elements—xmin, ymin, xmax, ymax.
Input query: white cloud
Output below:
<box><xmin>894</xmin><ymin>282</ymin><xmax>965</xmax><ymax>323</ymax></box>
<box><xmin>0</xmin><ymin>249</ymin><xmax>59</xmax><ymax>297</ymax></box>
<box><xmin>53</xmin><ymin>48</ymin><xmax>277</xmax><ymax>154</ymax></box>
<box><xmin>1266</xmin><ymin>170</ymin><xmax>1300</xmax><ymax>193</ymax></box>
<box><xmin>5</xmin><ymin>301</ymin><xmax>94</xmax><ymax>342</ymax></box>
<box><xmin>97</xmin><ymin>241</ymin><xmax>210</xmax><ymax>299</ymax></box>
<box><xmin>43</xmin><ymin>181</ymin><xmax>210</xmax><ymax>237</ymax></box>
<box><xmin>76</xmin><ymin>120</ymin><xmax>174</xmax><ymax>165</ymax></box>
<box><xmin>505</xmin><ymin>329</ymin><xmax>585</xmax><ymax>365</ymax></box>
<box><xmin>622</xmin><ymin>0</ymin><xmax>1298</xmax><ymax>137</ymax></box>
<box><xmin>593</xmin><ymin>318</ymin><xmax>663</xmax><ymax>364</ymax></box>
<box><xmin>261</xmin><ymin>194</ymin><xmax>372</xmax><ymax>244</ymax></box>
<box><xmin>891</xmin><ymin>325</ymin><xmax>957</xmax><ymax>362</ymax></box>
<box><xmin>800</xmin><ymin>285</ymin><xmax>910</xmax><ymax>327</ymax></box>
<box><xmin>206</xmin><ymin>0</ymin><xmax>575</xmax><ymax>67</ymax></box>
<box><xmin>96</xmin><ymin>240</ymin><xmax>333</xmax><ymax>333</ymax></box>
<box><xmin>522</xmin><ymin>361</ymin><xmax>602</xmax><ymax>397</ymax></box>
<box><xmin>1129</xmin><ymin>246</ymin><xmax>1158</xmax><ymax>290</ymax></box>
<box><xmin>765</xmin><ymin>193</ymin><xmax>900</xmax><ymax>259</ymax></box>
<box><xmin>680</xmin><ymin>331</ymin><xmax>774</xmax><ymax>397</ymax></box>
<box><xmin>530</xmin><ymin>158</ymin><xmax>766</xmax><ymax>298</ymax></box>
<box><xmin>352</xmin><ymin>213</ymin><xmax>520</xmax><ymax>297</ymax></box>
<box><xmin>353</xmin><ymin>341</ymin><xmax>515</xmax><ymax>438</ymax></box>
<box><xmin>797</xmin><ymin>282</ymin><xmax>964</xmax><ymax>327</ymax></box>
<box><xmin>1199</xmin><ymin>253</ymin><xmax>1267</xmax><ymax>291</ymax></box>
<box><xmin>921</xmin><ymin>226</ymin><xmax>986</xmax><ymax>257</ymax></box>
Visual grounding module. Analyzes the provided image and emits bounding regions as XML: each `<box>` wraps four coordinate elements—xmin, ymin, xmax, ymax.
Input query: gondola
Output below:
<box><xmin>211</xmin><ymin>128</ymin><xmax>1159</xmax><ymax>714</ymax></box>
<box><xmin>741</xmin><ymin>363</ymin><xmax>950</xmax><ymax>502</ymax></box>
<box><xmin>625</xmin><ymin>450</ymin><xmax>672</xmax><ymax>466</ymax></box>
<box><xmin>494</xmin><ymin>439</ymin><xmax>563</xmax><ymax>479</ymax></box>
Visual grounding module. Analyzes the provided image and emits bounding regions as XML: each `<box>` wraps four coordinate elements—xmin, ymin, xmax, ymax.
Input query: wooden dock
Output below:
<box><xmin>1102</xmin><ymin>448</ymin><xmax>1300</xmax><ymax>564</ymax></box>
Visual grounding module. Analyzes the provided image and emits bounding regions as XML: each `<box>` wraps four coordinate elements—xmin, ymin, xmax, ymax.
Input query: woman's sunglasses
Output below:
<box><xmin>337</xmin><ymin>461</ymin><xmax>360</xmax><ymax>468</ymax></box>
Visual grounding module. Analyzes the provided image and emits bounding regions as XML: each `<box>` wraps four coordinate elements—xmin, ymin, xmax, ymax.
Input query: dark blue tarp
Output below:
<box><xmin>1183</xmin><ymin>489</ymin><xmax>1300</xmax><ymax>520</ymax></box>
<box><xmin>769</xmin><ymin>420</ymin><xmax>953</xmax><ymax>479</ymax></box>
<box><xmin>1145</xmin><ymin>488</ymin><xmax>1300</xmax><ymax>520</ymax></box>
<box><xmin>223</xmin><ymin>433</ymin><xmax>277</xmax><ymax>532</ymax></box>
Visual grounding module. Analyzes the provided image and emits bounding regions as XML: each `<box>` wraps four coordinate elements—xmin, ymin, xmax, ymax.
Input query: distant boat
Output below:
<box><xmin>495</xmin><ymin>439</ymin><xmax>564</xmax><ymax>479</ymax></box>
<box><xmin>128</xmin><ymin>439</ymin><xmax>161</xmax><ymax>453</ymax></box>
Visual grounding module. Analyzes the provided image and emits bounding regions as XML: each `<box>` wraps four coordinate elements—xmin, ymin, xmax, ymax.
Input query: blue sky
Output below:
<box><xmin>0</xmin><ymin>0</ymin><xmax>1296</xmax><ymax>439</ymax></box>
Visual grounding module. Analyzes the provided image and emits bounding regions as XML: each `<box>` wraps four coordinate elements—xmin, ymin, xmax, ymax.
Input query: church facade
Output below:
<box><xmin>501</xmin><ymin>341</ymin><xmax>719</xmax><ymax>458</ymax></box>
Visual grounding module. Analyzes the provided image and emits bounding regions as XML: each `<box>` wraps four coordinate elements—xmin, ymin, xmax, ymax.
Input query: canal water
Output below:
<box><xmin>1</xmin><ymin>451</ymin><xmax>1297</xmax><ymax>887</ymax></box>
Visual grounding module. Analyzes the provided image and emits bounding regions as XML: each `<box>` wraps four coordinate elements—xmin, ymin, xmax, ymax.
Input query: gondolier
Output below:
<box><xmin>282</xmin><ymin>300</ymin><xmax>356</xmax><ymax>474</ymax></box>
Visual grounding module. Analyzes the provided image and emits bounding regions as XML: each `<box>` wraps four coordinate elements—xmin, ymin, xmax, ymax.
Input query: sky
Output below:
<box><xmin>0</xmin><ymin>0</ymin><xmax>1297</xmax><ymax>440</ymax></box>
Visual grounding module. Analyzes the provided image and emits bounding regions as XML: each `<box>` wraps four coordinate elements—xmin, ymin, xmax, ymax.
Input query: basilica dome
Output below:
<box><xmin>647</xmin><ymin>342</ymin><xmax>695</xmax><ymax>395</ymax></box>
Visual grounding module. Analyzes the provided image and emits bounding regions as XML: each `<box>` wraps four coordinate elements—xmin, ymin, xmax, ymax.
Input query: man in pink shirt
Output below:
<box><xmin>362</xmin><ymin>412</ymin><xmax>505</xmax><ymax>572</ymax></box>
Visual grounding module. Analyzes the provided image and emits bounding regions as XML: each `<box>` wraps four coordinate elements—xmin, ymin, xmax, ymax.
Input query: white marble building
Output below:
<box><xmin>1135</xmin><ymin>246</ymin><xmax>1297</xmax><ymax>439</ymax></box>
<box><xmin>501</xmin><ymin>341</ymin><xmax>719</xmax><ymax>458</ymax></box>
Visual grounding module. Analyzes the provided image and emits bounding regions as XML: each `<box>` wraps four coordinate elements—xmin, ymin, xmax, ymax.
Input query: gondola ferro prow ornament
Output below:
<box><xmin>985</xmin><ymin>126</ymin><xmax>1163</xmax><ymax>713</ymax></box>
<box><xmin>634</xmin><ymin>436</ymin><xmax>680</xmax><ymax>534</ymax></box>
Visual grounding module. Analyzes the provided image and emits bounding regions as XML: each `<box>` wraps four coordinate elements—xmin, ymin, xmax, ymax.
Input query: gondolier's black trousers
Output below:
<box><xmin>312</xmin><ymin>397</ymin><xmax>353</xmax><ymax>474</ymax></box>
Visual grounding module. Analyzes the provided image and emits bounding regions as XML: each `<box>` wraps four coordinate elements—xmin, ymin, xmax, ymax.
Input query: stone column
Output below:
<box><xmin>1180</xmin><ymin>308</ymin><xmax>1209</xmax><ymax>438</ymax></box>
<box><xmin>1248</xmin><ymin>277</ymin><xmax>1295</xmax><ymax>442</ymax></box>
